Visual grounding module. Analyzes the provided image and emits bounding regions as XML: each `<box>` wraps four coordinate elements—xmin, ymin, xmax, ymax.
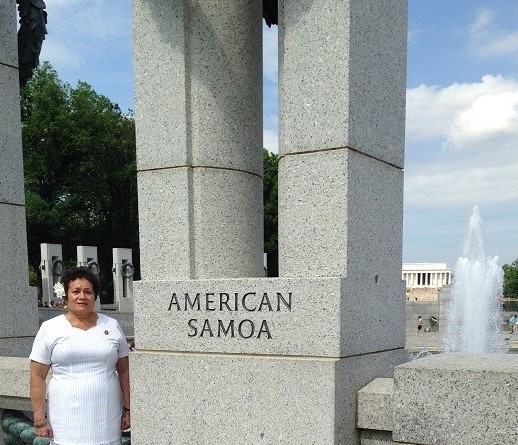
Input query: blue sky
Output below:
<box><xmin>37</xmin><ymin>1</ymin><xmax>518</xmax><ymax>269</ymax></box>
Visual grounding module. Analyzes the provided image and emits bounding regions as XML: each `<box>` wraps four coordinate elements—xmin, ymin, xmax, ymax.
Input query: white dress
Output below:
<box><xmin>30</xmin><ymin>313</ymin><xmax>130</xmax><ymax>445</ymax></box>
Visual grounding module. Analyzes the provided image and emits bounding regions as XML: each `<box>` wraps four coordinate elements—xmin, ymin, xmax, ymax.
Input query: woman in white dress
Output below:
<box><xmin>30</xmin><ymin>266</ymin><xmax>130</xmax><ymax>445</ymax></box>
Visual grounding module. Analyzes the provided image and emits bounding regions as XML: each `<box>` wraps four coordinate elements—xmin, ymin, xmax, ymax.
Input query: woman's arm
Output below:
<box><xmin>116</xmin><ymin>356</ymin><xmax>131</xmax><ymax>430</ymax></box>
<box><xmin>29</xmin><ymin>360</ymin><xmax>53</xmax><ymax>438</ymax></box>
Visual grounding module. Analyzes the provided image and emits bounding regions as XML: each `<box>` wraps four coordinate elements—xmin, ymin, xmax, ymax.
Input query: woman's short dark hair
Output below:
<box><xmin>61</xmin><ymin>266</ymin><xmax>100</xmax><ymax>301</ymax></box>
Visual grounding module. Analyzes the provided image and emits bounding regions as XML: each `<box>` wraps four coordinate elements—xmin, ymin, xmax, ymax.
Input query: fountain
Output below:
<box><xmin>443</xmin><ymin>206</ymin><xmax>506</xmax><ymax>353</ymax></box>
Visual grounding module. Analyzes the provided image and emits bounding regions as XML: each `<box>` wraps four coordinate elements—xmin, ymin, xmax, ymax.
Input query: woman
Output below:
<box><xmin>30</xmin><ymin>266</ymin><xmax>130</xmax><ymax>444</ymax></box>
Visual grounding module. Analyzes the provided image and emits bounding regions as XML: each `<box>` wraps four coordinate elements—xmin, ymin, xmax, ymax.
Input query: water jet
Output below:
<box><xmin>443</xmin><ymin>206</ymin><xmax>505</xmax><ymax>353</ymax></box>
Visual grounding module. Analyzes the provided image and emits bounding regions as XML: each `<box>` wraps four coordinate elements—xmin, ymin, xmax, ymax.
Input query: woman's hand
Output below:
<box><xmin>121</xmin><ymin>411</ymin><xmax>131</xmax><ymax>431</ymax></box>
<box><xmin>34</xmin><ymin>421</ymin><xmax>53</xmax><ymax>439</ymax></box>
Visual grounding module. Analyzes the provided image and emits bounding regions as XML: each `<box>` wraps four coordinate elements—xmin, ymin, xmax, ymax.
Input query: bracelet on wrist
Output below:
<box><xmin>33</xmin><ymin>419</ymin><xmax>47</xmax><ymax>428</ymax></box>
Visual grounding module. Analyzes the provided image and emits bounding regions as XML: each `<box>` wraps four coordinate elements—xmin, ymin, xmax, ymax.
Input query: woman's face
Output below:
<box><xmin>66</xmin><ymin>278</ymin><xmax>96</xmax><ymax>315</ymax></box>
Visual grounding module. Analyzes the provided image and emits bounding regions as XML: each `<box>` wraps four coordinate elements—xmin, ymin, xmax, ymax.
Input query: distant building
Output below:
<box><xmin>402</xmin><ymin>263</ymin><xmax>452</xmax><ymax>301</ymax></box>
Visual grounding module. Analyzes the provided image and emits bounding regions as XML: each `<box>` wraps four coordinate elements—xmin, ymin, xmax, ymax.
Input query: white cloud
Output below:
<box><xmin>405</xmin><ymin>74</ymin><xmax>518</xmax><ymax>209</ymax></box>
<box><xmin>481</xmin><ymin>32</ymin><xmax>518</xmax><ymax>57</ymax></box>
<box><xmin>447</xmin><ymin>92</ymin><xmax>518</xmax><ymax>149</ymax></box>
<box><xmin>405</xmin><ymin>160</ymin><xmax>518</xmax><ymax>208</ymax></box>
<box><xmin>406</xmin><ymin>84</ymin><xmax>463</xmax><ymax>142</ymax></box>
<box><xmin>406</xmin><ymin>75</ymin><xmax>518</xmax><ymax>148</ymax></box>
<box><xmin>469</xmin><ymin>8</ymin><xmax>518</xmax><ymax>58</ymax></box>
<box><xmin>470</xmin><ymin>8</ymin><xmax>492</xmax><ymax>38</ymax></box>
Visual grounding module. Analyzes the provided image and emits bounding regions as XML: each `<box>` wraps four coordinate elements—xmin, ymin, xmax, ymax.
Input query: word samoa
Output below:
<box><xmin>168</xmin><ymin>291</ymin><xmax>293</xmax><ymax>339</ymax></box>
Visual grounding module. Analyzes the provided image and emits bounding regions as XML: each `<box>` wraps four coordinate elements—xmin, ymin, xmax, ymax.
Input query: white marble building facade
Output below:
<box><xmin>402</xmin><ymin>263</ymin><xmax>452</xmax><ymax>289</ymax></box>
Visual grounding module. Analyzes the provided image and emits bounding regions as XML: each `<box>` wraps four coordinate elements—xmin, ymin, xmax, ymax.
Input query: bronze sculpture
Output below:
<box><xmin>263</xmin><ymin>0</ymin><xmax>278</xmax><ymax>27</ymax></box>
<box><xmin>17</xmin><ymin>0</ymin><xmax>47</xmax><ymax>86</ymax></box>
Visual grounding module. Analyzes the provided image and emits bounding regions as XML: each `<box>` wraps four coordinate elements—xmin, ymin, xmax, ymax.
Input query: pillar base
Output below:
<box><xmin>130</xmin><ymin>348</ymin><xmax>406</xmax><ymax>444</ymax></box>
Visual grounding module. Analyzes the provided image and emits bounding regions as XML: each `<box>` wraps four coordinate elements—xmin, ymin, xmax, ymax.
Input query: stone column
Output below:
<box><xmin>278</xmin><ymin>0</ymin><xmax>407</xmax><ymax>442</ymax></box>
<box><xmin>76</xmin><ymin>246</ymin><xmax>101</xmax><ymax>310</ymax></box>
<box><xmin>279</xmin><ymin>0</ymin><xmax>407</xmax><ymax>338</ymax></box>
<box><xmin>40</xmin><ymin>243</ymin><xmax>63</xmax><ymax>306</ymax></box>
<box><xmin>0</xmin><ymin>2</ymin><xmax>39</xmax><ymax>356</ymax></box>
<box><xmin>112</xmin><ymin>248</ymin><xmax>134</xmax><ymax>312</ymax></box>
<box><xmin>133</xmin><ymin>0</ymin><xmax>264</xmax><ymax>281</ymax></box>
<box><xmin>131</xmin><ymin>1</ymin><xmax>265</xmax><ymax>442</ymax></box>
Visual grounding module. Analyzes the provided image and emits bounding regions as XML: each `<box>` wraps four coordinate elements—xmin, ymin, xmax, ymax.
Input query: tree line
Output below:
<box><xmin>21</xmin><ymin>64</ymin><xmax>279</xmax><ymax>301</ymax></box>
<box><xmin>503</xmin><ymin>260</ymin><xmax>518</xmax><ymax>298</ymax></box>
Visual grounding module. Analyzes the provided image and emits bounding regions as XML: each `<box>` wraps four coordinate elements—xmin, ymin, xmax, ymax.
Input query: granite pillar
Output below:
<box><xmin>273</xmin><ymin>1</ymin><xmax>408</xmax><ymax>441</ymax></box>
<box><xmin>132</xmin><ymin>1</ymin><xmax>264</xmax><ymax>440</ymax></box>
<box><xmin>0</xmin><ymin>1</ymin><xmax>39</xmax><ymax>357</ymax></box>
<box><xmin>112</xmin><ymin>248</ymin><xmax>134</xmax><ymax>312</ymax></box>
<box><xmin>133</xmin><ymin>0</ymin><xmax>264</xmax><ymax>281</ymax></box>
<box><xmin>131</xmin><ymin>0</ymin><xmax>408</xmax><ymax>443</ymax></box>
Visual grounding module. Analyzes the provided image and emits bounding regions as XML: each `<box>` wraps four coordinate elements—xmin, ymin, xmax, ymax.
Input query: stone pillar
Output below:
<box><xmin>279</xmin><ymin>0</ymin><xmax>407</xmax><ymax>442</ymax></box>
<box><xmin>40</xmin><ymin>243</ymin><xmax>63</xmax><ymax>306</ymax></box>
<box><xmin>0</xmin><ymin>2</ymin><xmax>39</xmax><ymax>356</ymax></box>
<box><xmin>133</xmin><ymin>0</ymin><xmax>264</xmax><ymax>281</ymax></box>
<box><xmin>76</xmin><ymin>246</ymin><xmax>101</xmax><ymax>310</ymax></box>
<box><xmin>131</xmin><ymin>1</ymin><xmax>264</xmax><ymax>442</ymax></box>
<box><xmin>76</xmin><ymin>245</ymin><xmax>99</xmax><ymax>272</ymax></box>
<box><xmin>131</xmin><ymin>0</ymin><xmax>408</xmax><ymax>443</ymax></box>
<box><xmin>279</xmin><ymin>0</ymin><xmax>407</xmax><ymax>334</ymax></box>
<box><xmin>112</xmin><ymin>248</ymin><xmax>134</xmax><ymax>312</ymax></box>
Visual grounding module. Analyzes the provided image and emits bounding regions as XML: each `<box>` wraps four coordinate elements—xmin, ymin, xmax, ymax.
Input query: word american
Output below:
<box><xmin>168</xmin><ymin>291</ymin><xmax>293</xmax><ymax>339</ymax></box>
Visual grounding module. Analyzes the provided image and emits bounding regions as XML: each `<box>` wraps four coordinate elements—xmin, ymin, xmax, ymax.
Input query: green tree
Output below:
<box><xmin>503</xmin><ymin>259</ymin><xmax>518</xmax><ymax>297</ymax></box>
<box><xmin>21</xmin><ymin>62</ymin><xmax>139</xmax><ymax>300</ymax></box>
<box><xmin>263</xmin><ymin>149</ymin><xmax>278</xmax><ymax>276</ymax></box>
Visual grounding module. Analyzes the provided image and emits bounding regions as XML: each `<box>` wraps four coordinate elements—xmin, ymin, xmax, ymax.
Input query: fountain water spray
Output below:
<box><xmin>443</xmin><ymin>206</ymin><xmax>505</xmax><ymax>353</ymax></box>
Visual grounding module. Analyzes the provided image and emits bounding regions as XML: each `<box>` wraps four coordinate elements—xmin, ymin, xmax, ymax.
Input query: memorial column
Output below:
<box><xmin>133</xmin><ymin>0</ymin><xmax>264</xmax><ymax>280</ymax></box>
<box><xmin>279</xmin><ymin>0</ymin><xmax>407</xmax><ymax>350</ymax></box>
<box><xmin>0</xmin><ymin>2</ymin><xmax>39</xmax><ymax>356</ymax></box>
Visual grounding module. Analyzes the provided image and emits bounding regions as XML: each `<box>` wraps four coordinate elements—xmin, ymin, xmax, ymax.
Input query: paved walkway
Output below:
<box><xmin>405</xmin><ymin>330</ymin><xmax>518</xmax><ymax>354</ymax></box>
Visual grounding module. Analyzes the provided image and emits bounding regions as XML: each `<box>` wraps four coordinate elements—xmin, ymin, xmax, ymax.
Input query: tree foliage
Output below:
<box><xmin>263</xmin><ymin>149</ymin><xmax>278</xmax><ymax>276</ymax></box>
<box><xmin>21</xmin><ymin>62</ymin><xmax>139</xmax><ymax>300</ymax></box>
<box><xmin>503</xmin><ymin>259</ymin><xmax>518</xmax><ymax>297</ymax></box>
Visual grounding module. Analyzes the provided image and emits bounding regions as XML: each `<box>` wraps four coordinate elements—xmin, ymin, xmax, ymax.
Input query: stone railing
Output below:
<box><xmin>1</xmin><ymin>410</ymin><xmax>131</xmax><ymax>445</ymax></box>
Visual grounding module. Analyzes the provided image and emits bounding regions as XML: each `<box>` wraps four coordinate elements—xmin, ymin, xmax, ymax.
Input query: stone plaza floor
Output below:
<box><xmin>406</xmin><ymin>329</ymin><xmax>518</xmax><ymax>354</ymax></box>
